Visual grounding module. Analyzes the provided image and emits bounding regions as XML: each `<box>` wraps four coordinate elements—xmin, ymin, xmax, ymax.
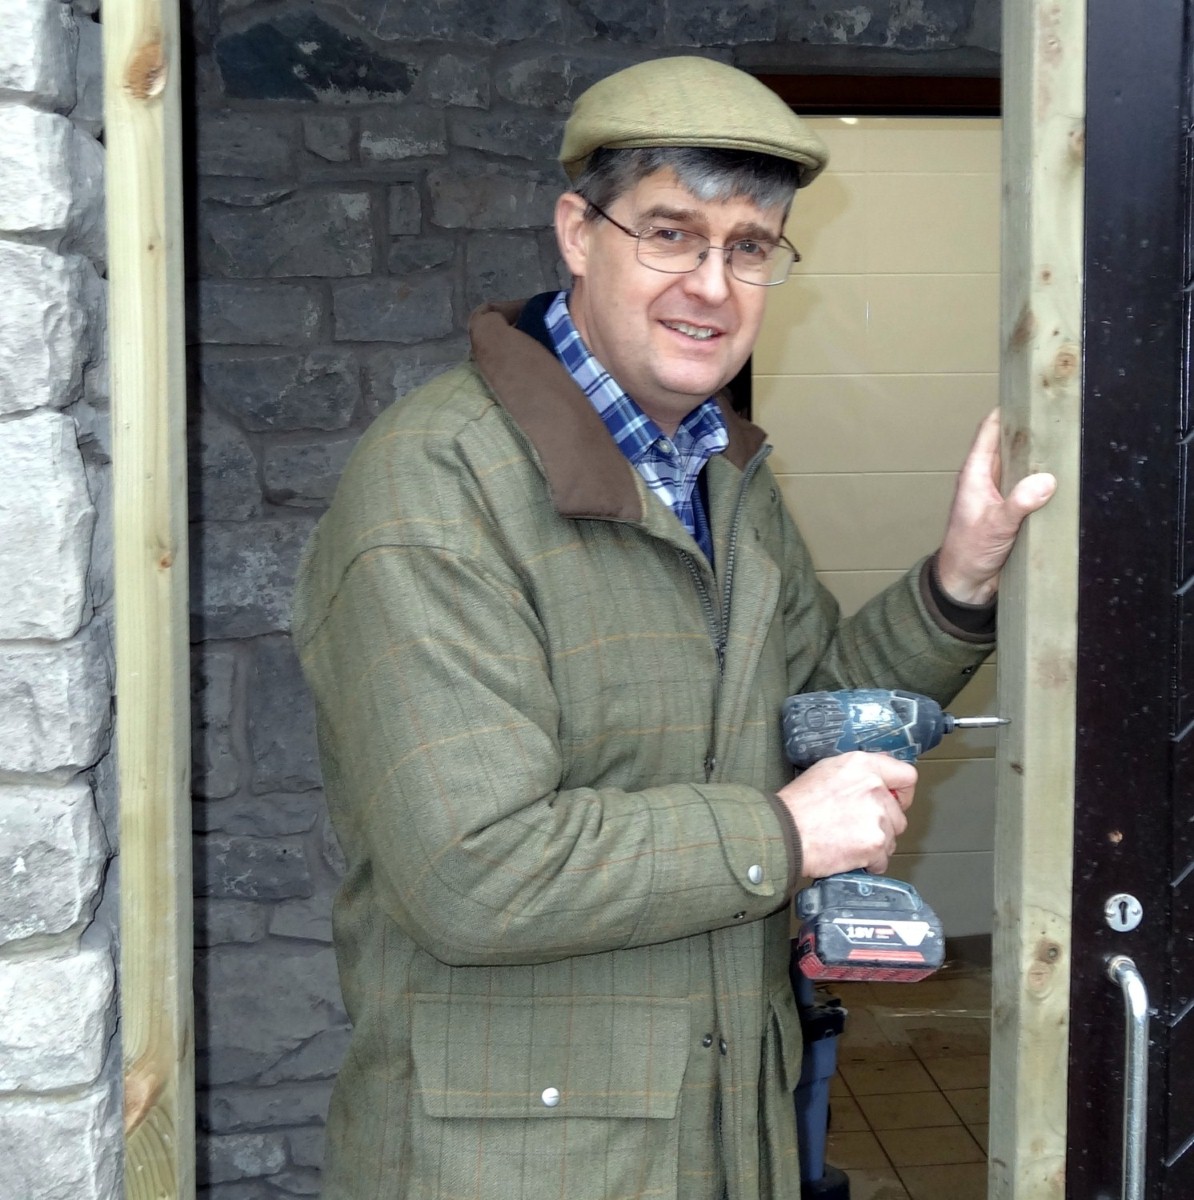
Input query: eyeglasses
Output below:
<box><xmin>582</xmin><ymin>198</ymin><xmax>800</xmax><ymax>287</ymax></box>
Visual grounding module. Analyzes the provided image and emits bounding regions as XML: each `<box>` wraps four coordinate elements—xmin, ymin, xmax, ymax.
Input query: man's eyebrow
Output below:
<box><xmin>637</xmin><ymin>204</ymin><xmax>782</xmax><ymax>243</ymax></box>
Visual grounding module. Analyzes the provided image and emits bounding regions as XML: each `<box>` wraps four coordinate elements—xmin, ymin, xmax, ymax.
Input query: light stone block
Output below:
<box><xmin>0</xmin><ymin>409</ymin><xmax>95</xmax><ymax>639</ymax></box>
<box><xmin>0</xmin><ymin>244</ymin><xmax>100</xmax><ymax>415</ymax></box>
<box><xmin>0</xmin><ymin>630</ymin><xmax>110</xmax><ymax>776</ymax></box>
<box><xmin>0</xmin><ymin>1081</ymin><xmax>121</xmax><ymax>1200</ymax></box>
<box><xmin>0</xmin><ymin>106</ymin><xmax>105</xmax><ymax>263</ymax></box>
<box><xmin>0</xmin><ymin>944</ymin><xmax>115</xmax><ymax>1089</ymax></box>
<box><xmin>0</xmin><ymin>779</ymin><xmax>107</xmax><ymax>944</ymax></box>
<box><xmin>0</xmin><ymin>2</ymin><xmax>78</xmax><ymax>111</ymax></box>
<box><xmin>70</xmin><ymin>14</ymin><xmax>102</xmax><ymax>137</ymax></box>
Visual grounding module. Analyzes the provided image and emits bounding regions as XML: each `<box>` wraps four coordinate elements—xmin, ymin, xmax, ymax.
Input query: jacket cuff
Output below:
<box><xmin>766</xmin><ymin>793</ymin><xmax>803</xmax><ymax>895</ymax></box>
<box><xmin>919</xmin><ymin>552</ymin><xmax>997</xmax><ymax>644</ymax></box>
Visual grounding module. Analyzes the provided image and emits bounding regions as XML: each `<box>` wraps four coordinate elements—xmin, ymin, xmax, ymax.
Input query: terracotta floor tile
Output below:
<box><xmin>828</xmin><ymin>1093</ymin><xmax>869</xmax><ymax>1133</ymax></box>
<box><xmin>897</xmin><ymin>1015</ymin><xmax>991</xmax><ymax>1059</ymax></box>
<box><xmin>922</xmin><ymin>1054</ymin><xmax>990</xmax><ymax>1091</ymax></box>
<box><xmin>840</xmin><ymin>1058</ymin><xmax>937</xmax><ymax>1096</ymax></box>
<box><xmin>826</xmin><ymin>1129</ymin><xmax>891</xmax><ymax>1170</ymax></box>
<box><xmin>855</xmin><ymin>1088</ymin><xmax>960</xmax><ymax>1131</ymax></box>
<box><xmin>898</xmin><ymin>1162</ymin><xmax>988</xmax><ymax>1200</ymax></box>
<box><xmin>877</xmin><ymin>1125</ymin><xmax>986</xmax><ymax>1168</ymax></box>
<box><xmin>844</xmin><ymin>1167</ymin><xmax>913</xmax><ymax>1199</ymax></box>
<box><xmin>943</xmin><ymin>1086</ymin><xmax>989</xmax><ymax>1125</ymax></box>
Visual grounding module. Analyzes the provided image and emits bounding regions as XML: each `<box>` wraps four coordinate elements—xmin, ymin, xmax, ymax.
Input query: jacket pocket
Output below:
<box><xmin>759</xmin><ymin>982</ymin><xmax>803</xmax><ymax>1199</ymax></box>
<box><xmin>410</xmin><ymin>993</ymin><xmax>691</xmax><ymax>1199</ymax></box>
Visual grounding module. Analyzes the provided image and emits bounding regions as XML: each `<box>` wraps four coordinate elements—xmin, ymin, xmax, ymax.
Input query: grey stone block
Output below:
<box><xmin>190</xmin><ymin>517</ymin><xmax>316</xmax><ymax>639</ymax></box>
<box><xmin>0</xmin><ymin>244</ymin><xmax>99</xmax><ymax>415</ymax></box>
<box><xmin>494</xmin><ymin>50</ymin><xmax>639</xmax><ymax>112</ymax></box>
<box><xmin>332</xmin><ymin>271</ymin><xmax>454</xmax><ymax>344</ymax></box>
<box><xmin>195</xmin><ymin>900</ymin><xmax>269</xmax><ymax>947</ymax></box>
<box><xmin>0</xmin><ymin>944</ymin><xmax>115</xmax><ymax>1090</ymax></box>
<box><xmin>248</xmin><ymin>636</ymin><xmax>321</xmax><ymax>793</ymax></box>
<box><xmin>195</xmin><ymin>281</ymin><xmax>322</xmax><ymax>346</ymax></box>
<box><xmin>967</xmin><ymin>0</ymin><xmax>1001</xmax><ymax>51</ymax></box>
<box><xmin>415</xmin><ymin>52</ymin><xmax>490</xmax><ymax>108</ymax></box>
<box><xmin>260</xmin><ymin>1026</ymin><xmax>351</xmax><ymax>1087</ymax></box>
<box><xmin>387</xmin><ymin>183</ymin><xmax>421</xmax><ymax>236</ymax></box>
<box><xmin>286</xmin><ymin>1123</ymin><xmax>328</xmax><ymax>1168</ymax></box>
<box><xmin>0</xmin><ymin>1</ymin><xmax>78</xmax><ymax>111</ymax></box>
<box><xmin>194</xmin><ymin>793</ymin><xmax>323</xmax><ymax>838</ymax></box>
<box><xmin>363</xmin><ymin>336</ymin><xmax>468</xmax><ymax>415</ymax></box>
<box><xmin>303</xmin><ymin>114</ymin><xmax>354</xmax><ymax>163</ymax></box>
<box><xmin>0</xmin><ymin>780</ymin><xmax>107</xmax><ymax>945</ymax></box>
<box><xmin>70</xmin><ymin>14</ymin><xmax>103</xmax><ymax>137</ymax></box>
<box><xmin>201</xmin><ymin>349</ymin><xmax>360</xmax><ymax>432</ymax></box>
<box><xmin>215</xmin><ymin>13</ymin><xmax>416</xmax><ymax>103</ymax></box>
<box><xmin>338</xmin><ymin>0</ymin><xmax>561</xmax><ymax>44</ymax></box>
<box><xmin>263</xmin><ymin>433</ymin><xmax>359</xmax><ymax>508</ymax></box>
<box><xmin>426</xmin><ymin>163</ymin><xmax>557</xmax><ymax>229</ymax></box>
<box><xmin>201</xmin><ymin>188</ymin><xmax>374</xmax><ymax>279</ymax></box>
<box><xmin>0</xmin><ymin>408</ymin><xmax>96</xmax><ymax>640</ymax></box>
<box><xmin>359</xmin><ymin>106</ymin><xmax>448</xmax><ymax>162</ymax></box>
<box><xmin>196</xmin><ymin>944</ymin><xmax>346</xmax><ymax>1085</ymax></box>
<box><xmin>567</xmin><ymin>0</ymin><xmax>664</xmax><ymax>41</ymax></box>
<box><xmin>0</xmin><ymin>107</ymin><xmax>106</xmax><ymax>264</ymax></box>
<box><xmin>387</xmin><ymin>235</ymin><xmax>454</xmax><ymax>275</ymax></box>
<box><xmin>198</xmin><ymin>111</ymin><xmax>296</xmax><ymax>178</ymax></box>
<box><xmin>189</xmin><ymin>409</ymin><xmax>262</xmax><ymax>524</ymax></box>
<box><xmin>192</xmin><ymin>643</ymin><xmax>241</xmax><ymax>801</ymax></box>
<box><xmin>206</xmin><ymin>1080</ymin><xmax>334</xmax><ymax>1133</ymax></box>
<box><xmin>271</xmin><ymin>1168</ymin><xmax>322</xmax><ymax>1195</ymax></box>
<box><xmin>197</xmin><ymin>1131</ymin><xmax>287</xmax><ymax>1185</ymax></box>
<box><xmin>784</xmin><ymin>0</ymin><xmax>971</xmax><ymax>48</ymax></box>
<box><xmin>666</xmin><ymin>0</ymin><xmax>778</xmax><ymax>44</ymax></box>
<box><xmin>449</xmin><ymin>109</ymin><xmax>564</xmax><ymax>162</ymax></box>
<box><xmin>0</xmin><ymin>631</ymin><xmax>110</xmax><ymax>777</ymax></box>
<box><xmin>465</xmin><ymin>231</ymin><xmax>552</xmax><ymax>311</ymax></box>
<box><xmin>269</xmin><ymin>894</ymin><xmax>334</xmax><ymax>943</ymax></box>
<box><xmin>0</xmin><ymin>1081</ymin><xmax>121</xmax><ymax>1200</ymax></box>
<box><xmin>194</xmin><ymin>833</ymin><xmax>313</xmax><ymax>901</ymax></box>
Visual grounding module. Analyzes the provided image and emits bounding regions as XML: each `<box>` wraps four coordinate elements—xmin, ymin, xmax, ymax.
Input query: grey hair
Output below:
<box><xmin>572</xmin><ymin>146</ymin><xmax>800</xmax><ymax>218</ymax></box>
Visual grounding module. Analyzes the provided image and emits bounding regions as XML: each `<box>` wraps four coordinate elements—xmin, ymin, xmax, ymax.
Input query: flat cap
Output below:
<box><xmin>559</xmin><ymin>57</ymin><xmax>829</xmax><ymax>188</ymax></box>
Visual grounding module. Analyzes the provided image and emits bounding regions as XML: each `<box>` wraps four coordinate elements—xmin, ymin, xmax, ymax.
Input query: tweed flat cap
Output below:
<box><xmin>559</xmin><ymin>57</ymin><xmax>829</xmax><ymax>188</ymax></box>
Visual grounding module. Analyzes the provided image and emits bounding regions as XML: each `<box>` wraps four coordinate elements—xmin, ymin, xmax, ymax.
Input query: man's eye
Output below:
<box><xmin>734</xmin><ymin>240</ymin><xmax>771</xmax><ymax>260</ymax></box>
<box><xmin>645</xmin><ymin>227</ymin><xmax>694</xmax><ymax>246</ymax></box>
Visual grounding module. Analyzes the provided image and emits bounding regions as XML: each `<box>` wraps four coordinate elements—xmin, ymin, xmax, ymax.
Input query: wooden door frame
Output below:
<box><xmin>104</xmin><ymin>3</ymin><xmax>195</xmax><ymax>1197</ymax></box>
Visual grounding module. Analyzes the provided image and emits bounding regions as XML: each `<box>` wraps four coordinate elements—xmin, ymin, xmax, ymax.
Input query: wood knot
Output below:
<box><xmin>1010</xmin><ymin>304</ymin><xmax>1036</xmax><ymax>348</ymax></box>
<box><xmin>158</xmin><ymin>551</ymin><xmax>175</xmax><ymax>570</ymax></box>
<box><xmin>1108</xmin><ymin>829</ymin><xmax>1124</xmax><ymax>845</ymax></box>
<box><xmin>1052</xmin><ymin>343</ymin><xmax>1079</xmax><ymax>381</ymax></box>
<box><xmin>126</xmin><ymin>40</ymin><xmax>167</xmax><ymax>101</ymax></box>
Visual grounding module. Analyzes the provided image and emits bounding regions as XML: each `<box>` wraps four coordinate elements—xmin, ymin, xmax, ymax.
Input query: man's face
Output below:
<box><xmin>556</xmin><ymin>169</ymin><xmax>787</xmax><ymax>435</ymax></box>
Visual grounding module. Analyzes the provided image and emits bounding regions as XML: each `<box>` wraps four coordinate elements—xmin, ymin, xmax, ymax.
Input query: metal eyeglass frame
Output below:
<box><xmin>581</xmin><ymin>197</ymin><xmax>800</xmax><ymax>286</ymax></box>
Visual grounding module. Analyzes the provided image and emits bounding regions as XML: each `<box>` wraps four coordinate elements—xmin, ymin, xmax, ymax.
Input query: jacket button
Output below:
<box><xmin>747</xmin><ymin>864</ymin><xmax>763</xmax><ymax>885</ymax></box>
<box><xmin>702</xmin><ymin>1033</ymin><xmax>714</xmax><ymax>1048</ymax></box>
<box><xmin>719</xmin><ymin>1039</ymin><xmax>728</xmax><ymax>1056</ymax></box>
<box><xmin>733</xmin><ymin>911</ymin><xmax>746</xmax><ymax>920</ymax></box>
<box><xmin>541</xmin><ymin>1087</ymin><xmax>561</xmax><ymax>1107</ymax></box>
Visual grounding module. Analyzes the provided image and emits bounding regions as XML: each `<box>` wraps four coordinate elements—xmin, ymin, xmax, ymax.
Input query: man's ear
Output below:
<box><xmin>555</xmin><ymin>191</ymin><xmax>591</xmax><ymax>279</ymax></box>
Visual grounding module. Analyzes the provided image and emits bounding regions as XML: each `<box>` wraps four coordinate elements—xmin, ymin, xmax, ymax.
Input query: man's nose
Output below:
<box><xmin>682</xmin><ymin>248</ymin><xmax>733</xmax><ymax>302</ymax></box>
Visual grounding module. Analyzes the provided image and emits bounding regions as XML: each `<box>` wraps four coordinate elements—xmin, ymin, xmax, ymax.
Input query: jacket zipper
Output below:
<box><xmin>681</xmin><ymin>443</ymin><xmax>773</xmax><ymax>782</ymax></box>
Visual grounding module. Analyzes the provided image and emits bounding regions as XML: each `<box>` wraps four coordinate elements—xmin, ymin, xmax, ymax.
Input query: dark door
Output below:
<box><xmin>1068</xmin><ymin>0</ymin><xmax>1193</xmax><ymax>1195</ymax></box>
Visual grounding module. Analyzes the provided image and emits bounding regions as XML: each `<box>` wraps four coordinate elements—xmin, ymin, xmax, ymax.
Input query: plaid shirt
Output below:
<box><xmin>545</xmin><ymin>291</ymin><xmax>729</xmax><ymax>564</ymax></box>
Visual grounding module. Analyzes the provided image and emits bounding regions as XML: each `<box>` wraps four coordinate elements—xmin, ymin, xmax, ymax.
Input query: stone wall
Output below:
<box><xmin>0</xmin><ymin>2</ymin><xmax>119</xmax><ymax>1198</ymax></box>
<box><xmin>184</xmin><ymin>2</ymin><xmax>1000</xmax><ymax>1196</ymax></box>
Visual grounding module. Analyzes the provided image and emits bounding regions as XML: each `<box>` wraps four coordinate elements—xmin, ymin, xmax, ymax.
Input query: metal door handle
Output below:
<box><xmin>1106</xmin><ymin>955</ymin><xmax>1149</xmax><ymax>1200</ymax></box>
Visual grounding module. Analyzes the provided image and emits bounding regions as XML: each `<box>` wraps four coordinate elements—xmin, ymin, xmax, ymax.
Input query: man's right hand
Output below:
<box><xmin>777</xmin><ymin>752</ymin><xmax>917</xmax><ymax>878</ymax></box>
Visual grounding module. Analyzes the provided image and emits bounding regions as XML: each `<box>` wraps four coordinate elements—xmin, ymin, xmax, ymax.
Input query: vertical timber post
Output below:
<box><xmin>103</xmin><ymin>2</ymin><xmax>195</xmax><ymax>1197</ymax></box>
<box><xmin>990</xmin><ymin>0</ymin><xmax>1084</xmax><ymax>1195</ymax></box>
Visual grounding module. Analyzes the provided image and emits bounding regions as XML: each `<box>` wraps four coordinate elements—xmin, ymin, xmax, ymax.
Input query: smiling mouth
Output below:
<box><xmin>662</xmin><ymin>320</ymin><xmax>721</xmax><ymax>342</ymax></box>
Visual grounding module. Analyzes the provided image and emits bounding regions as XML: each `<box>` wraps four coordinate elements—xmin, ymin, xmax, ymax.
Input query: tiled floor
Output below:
<box><xmin>819</xmin><ymin>960</ymin><xmax>992</xmax><ymax>1200</ymax></box>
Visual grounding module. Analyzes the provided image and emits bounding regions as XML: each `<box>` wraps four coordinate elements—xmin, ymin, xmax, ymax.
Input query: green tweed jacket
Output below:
<box><xmin>292</xmin><ymin>298</ymin><xmax>993</xmax><ymax>1200</ymax></box>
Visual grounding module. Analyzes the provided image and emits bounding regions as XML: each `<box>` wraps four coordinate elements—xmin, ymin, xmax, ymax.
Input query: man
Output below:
<box><xmin>293</xmin><ymin>56</ymin><xmax>1054</xmax><ymax>1200</ymax></box>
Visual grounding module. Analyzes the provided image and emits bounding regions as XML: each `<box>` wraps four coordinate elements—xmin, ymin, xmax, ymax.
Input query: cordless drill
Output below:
<box><xmin>781</xmin><ymin>688</ymin><xmax>1008</xmax><ymax>982</ymax></box>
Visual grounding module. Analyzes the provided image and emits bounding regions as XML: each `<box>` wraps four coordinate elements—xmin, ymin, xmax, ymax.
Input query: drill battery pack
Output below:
<box><xmin>795</xmin><ymin>870</ymin><xmax>945</xmax><ymax>983</ymax></box>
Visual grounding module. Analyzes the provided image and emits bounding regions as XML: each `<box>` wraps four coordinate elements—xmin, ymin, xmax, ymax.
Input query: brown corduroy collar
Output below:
<box><xmin>467</xmin><ymin>299</ymin><xmax>768</xmax><ymax>522</ymax></box>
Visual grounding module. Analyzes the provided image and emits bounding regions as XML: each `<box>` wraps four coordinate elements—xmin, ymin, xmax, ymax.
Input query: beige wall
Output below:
<box><xmin>754</xmin><ymin>116</ymin><xmax>1001</xmax><ymax>937</ymax></box>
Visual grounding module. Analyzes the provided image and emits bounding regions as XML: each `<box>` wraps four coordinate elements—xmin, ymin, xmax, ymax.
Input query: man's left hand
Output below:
<box><xmin>935</xmin><ymin>408</ymin><xmax>1057</xmax><ymax>606</ymax></box>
